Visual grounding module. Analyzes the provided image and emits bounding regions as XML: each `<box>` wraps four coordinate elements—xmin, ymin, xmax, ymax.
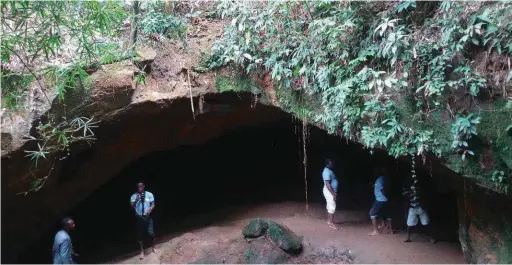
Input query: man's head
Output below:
<box><xmin>137</xmin><ymin>181</ymin><xmax>145</xmax><ymax>193</ymax></box>
<box><xmin>325</xmin><ymin>159</ymin><xmax>334</xmax><ymax>169</ymax></box>
<box><xmin>61</xmin><ymin>217</ymin><xmax>75</xmax><ymax>232</ymax></box>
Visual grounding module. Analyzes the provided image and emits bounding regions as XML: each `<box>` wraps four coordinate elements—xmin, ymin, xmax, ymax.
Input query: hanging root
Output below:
<box><xmin>187</xmin><ymin>69</ymin><xmax>195</xmax><ymax>121</ymax></box>
<box><xmin>199</xmin><ymin>94</ymin><xmax>204</xmax><ymax>114</ymax></box>
<box><xmin>251</xmin><ymin>93</ymin><xmax>258</xmax><ymax>109</ymax></box>
<box><xmin>411</xmin><ymin>154</ymin><xmax>417</xmax><ymax>184</ymax></box>
<box><xmin>303</xmin><ymin>117</ymin><xmax>309</xmax><ymax>211</ymax></box>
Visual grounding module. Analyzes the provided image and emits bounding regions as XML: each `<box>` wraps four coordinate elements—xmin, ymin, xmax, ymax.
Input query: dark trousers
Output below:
<box><xmin>136</xmin><ymin>215</ymin><xmax>155</xmax><ymax>242</ymax></box>
<box><xmin>369</xmin><ymin>200</ymin><xmax>392</xmax><ymax>221</ymax></box>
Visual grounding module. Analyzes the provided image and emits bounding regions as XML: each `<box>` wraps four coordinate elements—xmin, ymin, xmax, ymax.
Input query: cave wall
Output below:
<box><xmin>457</xmin><ymin>182</ymin><xmax>512</xmax><ymax>264</ymax></box>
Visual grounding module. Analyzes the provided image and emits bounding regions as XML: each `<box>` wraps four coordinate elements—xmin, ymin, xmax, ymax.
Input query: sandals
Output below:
<box><xmin>327</xmin><ymin>222</ymin><xmax>339</xmax><ymax>230</ymax></box>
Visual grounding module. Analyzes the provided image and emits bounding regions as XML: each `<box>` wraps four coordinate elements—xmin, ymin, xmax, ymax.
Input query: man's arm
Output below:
<box><xmin>146</xmin><ymin>201</ymin><xmax>155</xmax><ymax>215</ymax></box>
<box><xmin>322</xmin><ymin>171</ymin><xmax>337</xmax><ymax>198</ymax></box>
<box><xmin>59</xmin><ymin>238</ymin><xmax>74</xmax><ymax>264</ymax></box>
<box><xmin>145</xmin><ymin>193</ymin><xmax>155</xmax><ymax>215</ymax></box>
<box><xmin>376</xmin><ymin>178</ymin><xmax>386</xmax><ymax>197</ymax></box>
<box><xmin>325</xmin><ymin>181</ymin><xmax>337</xmax><ymax>201</ymax></box>
<box><xmin>381</xmin><ymin>188</ymin><xmax>386</xmax><ymax>197</ymax></box>
<box><xmin>130</xmin><ymin>194</ymin><xmax>138</xmax><ymax>210</ymax></box>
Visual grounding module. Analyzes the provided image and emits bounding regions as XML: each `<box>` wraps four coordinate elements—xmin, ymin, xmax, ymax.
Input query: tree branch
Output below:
<box><xmin>4</xmin><ymin>46</ymin><xmax>52</xmax><ymax>105</ymax></box>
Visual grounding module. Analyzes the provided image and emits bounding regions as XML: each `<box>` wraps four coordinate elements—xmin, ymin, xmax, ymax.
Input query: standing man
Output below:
<box><xmin>53</xmin><ymin>217</ymin><xmax>78</xmax><ymax>264</ymax></box>
<box><xmin>402</xmin><ymin>179</ymin><xmax>437</xmax><ymax>243</ymax></box>
<box><xmin>130</xmin><ymin>181</ymin><xmax>156</xmax><ymax>260</ymax></box>
<box><xmin>322</xmin><ymin>158</ymin><xmax>339</xmax><ymax>230</ymax></box>
<box><xmin>369</xmin><ymin>168</ymin><xmax>392</xmax><ymax>235</ymax></box>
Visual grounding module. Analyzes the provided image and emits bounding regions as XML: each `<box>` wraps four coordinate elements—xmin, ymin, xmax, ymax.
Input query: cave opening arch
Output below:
<box><xmin>6</xmin><ymin>92</ymin><xmax>461</xmax><ymax>264</ymax></box>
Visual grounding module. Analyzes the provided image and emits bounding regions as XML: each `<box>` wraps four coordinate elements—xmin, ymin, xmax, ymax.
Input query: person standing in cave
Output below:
<box><xmin>53</xmin><ymin>217</ymin><xmax>78</xmax><ymax>264</ymax></box>
<box><xmin>402</xmin><ymin>178</ymin><xmax>437</xmax><ymax>243</ymax></box>
<box><xmin>130</xmin><ymin>181</ymin><xmax>156</xmax><ymax>260</ymax></box>
<box><xmin>322</xmin><ymin>158</ymin><xmax>339</xmax><ymax>230</ymax></box>
<box><xmin>369</xmin><ymin>168</ymin><xmax>392</xmax><ymax>236</ymax></box>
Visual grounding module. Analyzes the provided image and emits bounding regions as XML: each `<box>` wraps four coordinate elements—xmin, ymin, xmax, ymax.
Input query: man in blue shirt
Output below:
<box><xmin>322</xmin><ymin>158</ymin><xmax>339</xmax><ymax>230</ymax></box>
<box><xmin>53</xmin><ymin>217</ymin><xmax>77</xmax><ymax>264</ymax></box>
<box><xmin>369</xmin><ymin>168</ymin><xmax>392</xmax><ymax>236</ymax></box>
<box><xmin>130</xmin><ymin>181</ymin><xmax>156</xmax><ymax>260</ymax></box>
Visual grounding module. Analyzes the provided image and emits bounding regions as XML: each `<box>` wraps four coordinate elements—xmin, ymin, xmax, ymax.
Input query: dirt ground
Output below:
<box><xmin>109</xmin><ymin>202</ymin><xmax>466</xmax><ymax>264</ymax></box>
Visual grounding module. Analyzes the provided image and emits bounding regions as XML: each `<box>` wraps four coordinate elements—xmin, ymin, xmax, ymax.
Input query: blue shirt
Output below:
<box><xmin>374</xmin><ymin>176</ymin><xmax>388</xmax><ymax>202</ymax></box>
<box><xmin>53</xmin><ymin>230</ymin><xmax>75</xmax><ymax>264</ymax></box>
<box><xmin>322</xmin><ymin>167</ymin><xmax>338</xmax><ymax>193</ymax></box>
<box><xmin>130</xmin><ymin>191</ymin><xmax>155</xmax><ymax>216</ymax></box>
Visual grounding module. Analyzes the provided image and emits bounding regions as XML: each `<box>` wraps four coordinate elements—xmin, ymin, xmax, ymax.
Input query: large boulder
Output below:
<box><xmin>267</xmin><ymin>220</ymin><xmax>303</xmax><ymax>254</ymax></box>
<box><xmin>243</xmin><ymin>218</ymin><xmax>269</xmax><ymax>238</ymax></box>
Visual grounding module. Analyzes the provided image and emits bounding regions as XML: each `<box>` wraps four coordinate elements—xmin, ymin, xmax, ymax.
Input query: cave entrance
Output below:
<box><xmin>18</xmin><ymin>112</ymin><xmax>463</xmax><ymax>264</ymax></box>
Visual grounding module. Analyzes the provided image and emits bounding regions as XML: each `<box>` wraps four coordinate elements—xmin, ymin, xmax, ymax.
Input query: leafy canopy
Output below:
<box><xmin>207</xmin><ymin>0</ymin><xmax>512</xmax><ymax>192</ymax></box>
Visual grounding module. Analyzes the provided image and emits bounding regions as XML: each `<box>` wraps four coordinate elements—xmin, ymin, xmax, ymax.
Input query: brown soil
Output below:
<box><xmin>110</xmin><ymin>202</ymin><xmax>466</xmax><ymax>264</ymax></box>
<box><xmin>133</xmin><ymin>17</ymin><xmax>227</xmax><ymax>103</ymax></box>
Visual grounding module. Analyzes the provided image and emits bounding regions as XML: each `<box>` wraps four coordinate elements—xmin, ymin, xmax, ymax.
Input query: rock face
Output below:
<box><xmin>457</xmin><ymin>182</ymin><xmax>512</xmax><ymax>264</ymax></box>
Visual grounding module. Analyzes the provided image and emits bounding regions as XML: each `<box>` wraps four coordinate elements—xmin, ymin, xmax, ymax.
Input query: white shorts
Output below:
<box><xmin>407</xmin><ymin>206</ymin><xmax>429</xmax><ymax>226</ymax></box>
<box><xmin>323</xmin><ymin>186</ymin><xmax>336</xmax><ymax>214</ymax></box>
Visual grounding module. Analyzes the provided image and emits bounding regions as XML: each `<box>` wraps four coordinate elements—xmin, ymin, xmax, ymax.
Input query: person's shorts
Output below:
<box><xmin>369</xmin><ymin>200</ymin><xmax>391</xmax><ymax>220</ymax></box>
<box><xmin>136</xmin><ymin>215</ymin><xmax>155</xmax><ymax>241</ymax></box>
<box><xmin>323</xmin><ymin>186</ymin><xmax>336</xmax><ymax>214</ymax></box>
<box><xmin>407</xmin><ymin>206</ymin><xmax>429</xmax><ymax>226</ymax></box>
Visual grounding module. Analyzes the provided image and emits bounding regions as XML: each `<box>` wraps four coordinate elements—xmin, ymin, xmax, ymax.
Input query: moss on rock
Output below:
<box><xmin>243</xmin><ymin>218</ymin><xmax>269</xmax><ymax>238</ymax></box>
<box><xmin>267</xmin><ymin>220</ymin><xmax>303</xmax><ymax>254</ymax></box>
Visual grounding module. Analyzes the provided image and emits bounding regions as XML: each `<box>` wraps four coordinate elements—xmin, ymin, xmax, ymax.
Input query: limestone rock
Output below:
<box><xmin>134</xmin><ymin>47</ymin><xmax>157</xmax><ymax>72</ymax></box>
<box><xmin>85</xmin><ymin>61</ymin><xmax>137</xmax><ymax>116</ymax></box>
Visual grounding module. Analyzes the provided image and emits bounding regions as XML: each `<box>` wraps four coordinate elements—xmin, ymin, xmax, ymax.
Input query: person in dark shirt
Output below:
<box><xmin>402</xmin><ymin>178</ymin><xmax>436</xmax><ymax>243</ymax></box>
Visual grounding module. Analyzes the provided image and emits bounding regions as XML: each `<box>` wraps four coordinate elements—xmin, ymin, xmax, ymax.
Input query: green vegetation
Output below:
<box><xmin>139</xmin><ymin>3</ymin><xmax>188</xmax><ymax>45</ymax></box>
<box><xmin>215</xmin><ymin>74</ymin><xmax>257</xmax><ymax>93</ymax></box>
<box><xmin>1</xmin><ymin>1</ymin><xmax>196</xmax><ymax>193</ymax></box>
<box><xmin>2</xmin><ymin>0</ymin><xmax>511</xmax><ymax>194</ymax></box>
<box><xmin>1</xmin><ymin>1</ymin><xmax>128</xmax><ymax>107</ymax></box>
<box><xmin>1</xmin><ymin>1</ymin><xmax>127</xmax><ymax>193</ymax></box>
<box><xmin>207</xmin><ymin>1</ymin><xmax>512</xmax><ymax>192</ymax></box>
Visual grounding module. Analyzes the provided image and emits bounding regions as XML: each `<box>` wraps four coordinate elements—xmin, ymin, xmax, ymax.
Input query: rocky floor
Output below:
<box><xmin>108</xmin><ymin>202</ymin><xmax>466</xmax><ymax>264</ymax></box>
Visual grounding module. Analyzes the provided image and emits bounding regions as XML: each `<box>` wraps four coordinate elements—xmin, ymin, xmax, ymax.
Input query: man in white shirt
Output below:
<box><xmin>130</xmin><ymin>181</ymin><xmax>156</xmax><ymax>259</ymax></box>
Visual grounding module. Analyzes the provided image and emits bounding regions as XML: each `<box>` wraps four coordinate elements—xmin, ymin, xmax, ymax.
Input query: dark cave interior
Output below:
<box><xmin>16</xmin><ymin>116</ymin><xmax>460</xmax><ymax>264</ymax></box>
